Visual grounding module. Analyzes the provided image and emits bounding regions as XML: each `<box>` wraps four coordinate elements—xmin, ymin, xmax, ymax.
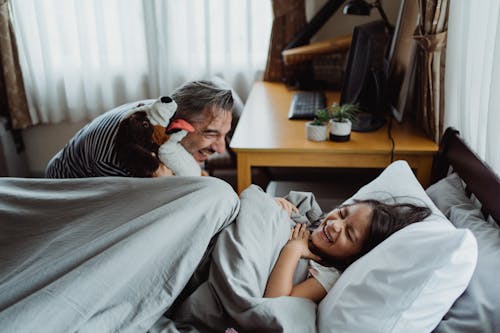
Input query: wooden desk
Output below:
<box><xmin>230</xmin><ymin>82</ymin><xmax>438</xmax><ymax>193</ymax></box>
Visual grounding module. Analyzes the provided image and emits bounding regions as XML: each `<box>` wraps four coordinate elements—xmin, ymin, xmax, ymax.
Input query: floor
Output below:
<box><xmin>211</xmin><ymin>167</ymin><xmax>383</xmax><ymax>212</ymax></box>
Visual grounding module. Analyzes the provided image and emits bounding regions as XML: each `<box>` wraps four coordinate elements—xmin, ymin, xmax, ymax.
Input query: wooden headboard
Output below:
<box><xmin>432</xmin><ymin>127</ymin><xmax>500</xmax><ymax>224</ymax></box>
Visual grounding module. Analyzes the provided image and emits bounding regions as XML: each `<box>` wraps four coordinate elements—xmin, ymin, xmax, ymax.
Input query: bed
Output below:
<box><xmin>0</xmin><ymin>127</ymin><xmax>499</xmax><ymax>332</ymax></box>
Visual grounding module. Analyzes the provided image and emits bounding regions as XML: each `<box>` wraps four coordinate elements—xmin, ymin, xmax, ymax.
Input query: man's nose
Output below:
<box><xmin>212</xmin><ymin>136</ymin><xmax>226</xmax><ymax>153</ymax></box>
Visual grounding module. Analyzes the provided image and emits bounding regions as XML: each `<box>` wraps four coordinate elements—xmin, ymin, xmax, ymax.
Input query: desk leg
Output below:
<box><xmin>395</xmin><ymin>154</ymin><xmax>433</xmax><ymax>188</ymax></box>
<box><xmin>414</xmin><ymin>156</ymin><xmax>433</xmax><ymax>188</ymax></box>
<box><xmin>236</xmin><ymin>153</ymin><xmax>251</xmax><ymax>194</ymax></box>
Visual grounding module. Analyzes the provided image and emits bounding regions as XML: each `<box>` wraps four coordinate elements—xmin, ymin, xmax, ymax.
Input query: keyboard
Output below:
<box><xmin>288</xmin><ymin>91</ymin><xmax>327</xmax><ymax>120</ymax></box>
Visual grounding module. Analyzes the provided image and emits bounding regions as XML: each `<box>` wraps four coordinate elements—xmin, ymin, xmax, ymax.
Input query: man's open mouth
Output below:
<box><xmin>199</xmin><ymin>149</ymin><xmax>213</xmax><ymax>157</ymax></box>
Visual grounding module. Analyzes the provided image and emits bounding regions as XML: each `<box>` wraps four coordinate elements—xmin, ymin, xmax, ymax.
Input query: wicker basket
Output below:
<box><xmin>312</xmin><ymin>51</ymin><xmax>348</xmax><ymax>90</ymax></box>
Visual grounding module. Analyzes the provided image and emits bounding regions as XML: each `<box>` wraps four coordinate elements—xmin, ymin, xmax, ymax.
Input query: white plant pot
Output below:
<box><xmin>329</xmin><ymin>119</ymin><xmax>352</xmax><ymax>142</ymax></box>
<box><xmin>305</xmin><ymin>122</ymin><xmax>328</xmax><ymax>142</ymax></box>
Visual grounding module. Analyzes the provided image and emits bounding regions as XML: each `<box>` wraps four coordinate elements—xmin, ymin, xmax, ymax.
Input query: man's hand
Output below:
<box><xmin>153</xmin><ymin>163</ymin><xmax>173</xmax><ymax>177</ymax></box>
<box><xmin>274</xmin><ymin>197</ymin><xmax>299</xmax><ymax>217</ymax></box>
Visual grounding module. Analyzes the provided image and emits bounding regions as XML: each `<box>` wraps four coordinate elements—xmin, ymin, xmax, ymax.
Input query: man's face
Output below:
<box><xmin>180</xmin><ymin>107</ymin><xmax>232</xmax><ymax>163</ymax></box>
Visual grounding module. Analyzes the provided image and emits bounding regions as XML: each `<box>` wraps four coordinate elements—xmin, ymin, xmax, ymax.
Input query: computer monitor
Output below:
<box><xmin>340</xmin><ymin>20</ymin><xmax>391</xmax><ymax>132</ymax></box>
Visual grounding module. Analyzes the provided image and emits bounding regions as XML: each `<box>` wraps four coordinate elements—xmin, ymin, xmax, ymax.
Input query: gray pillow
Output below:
<box><xmin>432</xmin><ymin>200</ymin><xmax>500</xmax><ymax>332</ymax></box>
<box><xmin>426</xmin><ymin>172</ymin><xmax>470</xmax><ymax>215</ymax></box>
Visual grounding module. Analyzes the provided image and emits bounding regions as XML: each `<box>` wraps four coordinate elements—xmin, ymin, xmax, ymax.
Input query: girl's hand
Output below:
<box><xmin>286</xmin><ymin>223</ymin><xmax>321</xmax><ymax>261</ymax></box>
<box><xmin>274</xmin><ymin>197</ymin><xmax>299</xmax><ymax>217</ymax></box>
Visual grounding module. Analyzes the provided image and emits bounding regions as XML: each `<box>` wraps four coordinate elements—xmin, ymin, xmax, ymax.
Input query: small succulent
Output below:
<box><xmin>328</xmin><ymin>103</ymin><xmax>360</xmax><ymax>123</ymax></box>
<box><xmin>310</xmin><ymin>108</ymin><xmax>331</xmax><ymax>126</ymax></box>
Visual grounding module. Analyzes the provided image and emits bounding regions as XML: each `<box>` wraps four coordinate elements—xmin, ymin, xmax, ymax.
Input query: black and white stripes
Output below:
<box><xmin>45</xmin><ymin>101</ymin><xmax>152</xmax><ymax>178</ymax></box>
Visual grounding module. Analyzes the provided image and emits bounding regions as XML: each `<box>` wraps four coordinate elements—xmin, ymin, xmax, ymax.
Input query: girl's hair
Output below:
<box><xmin>320</xmin><ymin>199</ymin><xmax>432</xmax><ymax>270</ymax></box>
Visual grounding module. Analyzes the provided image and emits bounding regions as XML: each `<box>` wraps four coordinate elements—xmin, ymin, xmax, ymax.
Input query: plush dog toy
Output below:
<box><xmin>115</xmin><ymin>96</ymin><xmax>202</xmax><ymax>177</ymax></box>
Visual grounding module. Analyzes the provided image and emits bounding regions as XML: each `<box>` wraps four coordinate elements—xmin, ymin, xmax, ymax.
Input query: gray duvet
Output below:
<box><xmin>0</xmin><ymin>176</ymin><xmax>238</xmax><ymax>332</ymax></box>
<box><xmin>0</xmin><ymin>177</ymin><xmax>322</xmax><ymax>332</ymax></box>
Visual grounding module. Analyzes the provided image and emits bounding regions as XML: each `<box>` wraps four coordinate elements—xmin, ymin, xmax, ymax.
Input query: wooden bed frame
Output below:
<box><xmin>432</xmin><ymin>127</ymin><xmax>500</xmax><ymax>225</ymax></box>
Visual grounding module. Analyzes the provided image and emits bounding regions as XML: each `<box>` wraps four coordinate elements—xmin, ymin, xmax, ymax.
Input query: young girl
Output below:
<box><xmin>264</xmin><ymin>198</ymin><xmax>431</xmax><ymax>303</ymax></box>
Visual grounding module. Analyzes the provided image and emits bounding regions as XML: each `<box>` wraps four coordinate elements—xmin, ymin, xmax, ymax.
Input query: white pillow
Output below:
<box><xmin>317</xmin><ymin>160</ymin><xmax>478</xmax><ymax>333</ymax></box>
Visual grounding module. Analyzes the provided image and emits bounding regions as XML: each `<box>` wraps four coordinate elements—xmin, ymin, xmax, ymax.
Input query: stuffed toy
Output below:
<box><xmin>115</xmin><ymin>96</ymin><xmax>202</xmax><ymax>177</ymax></box>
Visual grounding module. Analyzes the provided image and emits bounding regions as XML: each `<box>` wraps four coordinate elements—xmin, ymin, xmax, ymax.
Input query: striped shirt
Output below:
<box><xmin>45</xmin><ymin>100</ymin><xmax>154</xmax><ymax>178</ymax></box>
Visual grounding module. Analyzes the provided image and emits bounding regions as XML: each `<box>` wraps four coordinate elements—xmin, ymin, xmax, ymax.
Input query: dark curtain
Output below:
<box><xmin>414</xmin><ymin>0</ymin><xmax>449</xmax><ymax>142</ymax></box>
<box><xmin>0</xmin><ymin>0</ymin><xmax>31</xmax><ymax>130</ymax></box>
<box><xmin>263</xmin><ymin>0</ymin><xmax>307</xmax><ymax>82</ymax></box>
<box><xmin>0</xmin><ymin>0</ymin><xmax>31</xmax><ymax>152</ymax></box>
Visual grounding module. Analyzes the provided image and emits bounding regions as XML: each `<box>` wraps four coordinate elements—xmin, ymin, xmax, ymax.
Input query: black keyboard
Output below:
<box><xmin>288</xmin><ymin>91</ymin><xmax>327</xmax><ymax>120</ymax></box>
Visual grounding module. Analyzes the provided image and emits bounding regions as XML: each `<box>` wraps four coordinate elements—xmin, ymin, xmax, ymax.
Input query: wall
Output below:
<box><xmin>21</xmin><ymin>0</ymin><xmax>403</xmax><ymax>176</ymax></box>
<box><xmin>22</xmin><ymin>120</ymin><xmax>87</xmax><ymax>176</ymax></box>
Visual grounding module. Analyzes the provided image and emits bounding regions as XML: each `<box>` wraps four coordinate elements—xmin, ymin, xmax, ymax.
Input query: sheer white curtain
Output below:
<box><xmin>445</xmin><ymin>0</ymin><xmax>500</xmax><ymax>175</ymax></box>
<box><xmin>10</xmin><ymin>0</ymin><xmax>272</xmax><ymax>124</ymax></box>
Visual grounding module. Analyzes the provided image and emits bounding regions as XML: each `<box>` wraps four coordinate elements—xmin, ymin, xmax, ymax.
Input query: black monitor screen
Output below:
<box><xmin>340</xmin><ymin>20</ymin><xmax>390</xmax><ymax>132</ymax></box>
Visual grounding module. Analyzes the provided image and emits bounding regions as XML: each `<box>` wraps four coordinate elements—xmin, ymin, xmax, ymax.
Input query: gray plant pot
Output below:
<box><xmin>306</xmin><ymin>122</ymin><xmax>328</xmax><ymax>141</ymax></box>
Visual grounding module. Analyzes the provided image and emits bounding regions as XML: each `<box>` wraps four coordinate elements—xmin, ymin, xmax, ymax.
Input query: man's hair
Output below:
<box><xmin>171</xmin><ymin>80</ymin><xmax>234</xmax><ymax>125</ymax></box>
<box><xmin>319</xmin><ymin>199</ymin><xmax>431</xmax><ymax>270</ymax></box>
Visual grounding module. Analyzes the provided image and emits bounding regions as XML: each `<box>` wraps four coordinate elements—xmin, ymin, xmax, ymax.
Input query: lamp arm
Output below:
<box><xmin>283</xmin><ymin>0</ymin><xmax>346</xmax><ymax>51</ymax></box>
<box><xmin>372</xmin><ymin>0</ymin><xmax>394</xmax><ymax>33</ymax></box>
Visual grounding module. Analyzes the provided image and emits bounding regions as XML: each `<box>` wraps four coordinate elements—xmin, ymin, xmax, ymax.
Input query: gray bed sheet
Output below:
<box><xmin>0</xmin><ymin>176</ymin><xmax>239</xmax><ymax>333</ymax></box>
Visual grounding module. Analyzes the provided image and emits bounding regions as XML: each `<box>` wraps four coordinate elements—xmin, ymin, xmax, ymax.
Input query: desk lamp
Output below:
<box><xmin>343</xmin><ymin>0</ymin><xmax>394</xmax><ymax>33</ymax></box>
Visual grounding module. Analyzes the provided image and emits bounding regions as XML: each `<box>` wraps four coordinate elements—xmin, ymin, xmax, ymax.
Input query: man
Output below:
<box><xmin>45</xmin><ymin>80</ymin><xmax>233</xmax><ymax>178</ymax></box>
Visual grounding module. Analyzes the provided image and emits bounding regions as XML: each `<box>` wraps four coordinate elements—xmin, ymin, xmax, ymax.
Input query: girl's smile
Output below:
<box><xmin>311</xmin><ymin>203</ymin><xmax>373</xmax><ymax>260</ymax></box>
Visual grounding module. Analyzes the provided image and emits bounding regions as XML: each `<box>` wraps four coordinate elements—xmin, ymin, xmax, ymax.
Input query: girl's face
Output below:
<box><xmin>310</xmin><ymin>203</ymin><xmax>373</xmax><ymax>261</ymax></box>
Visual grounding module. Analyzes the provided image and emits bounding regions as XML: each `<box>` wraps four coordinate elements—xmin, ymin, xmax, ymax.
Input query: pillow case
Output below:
<box><xmin>427</xmin><ymin>175</ymin><xmax>500</xmax><ymax>333</ymax></box>
<box><xmin>317</xmin><ymin>160</ymin><xmax>478</xmax><ymax>333</ymax></box>
<box><xmin>425</xmin><ymin>172</ymin><xmax>470</xmax><ymax>215</ymax></box>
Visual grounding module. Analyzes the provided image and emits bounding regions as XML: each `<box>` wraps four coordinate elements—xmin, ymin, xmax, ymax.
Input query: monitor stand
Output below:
<box><xmin>351</xmin><ymin>112</ymin><xmax>386</xmax><ymax>132</ymax></box>
<box><xmin>284</xmin><ymin>77</ymin><xmax>328</xmax><ymax>91</ymax></box>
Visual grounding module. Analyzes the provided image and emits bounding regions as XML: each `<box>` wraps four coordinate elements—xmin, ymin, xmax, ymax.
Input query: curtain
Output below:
<box><xmin>445</xmin><ymin>0</ymin><xmax>500</xmax><ymax>176</ymax></box>
<box><xmin>0</xmin><ymin>0</ymin><xmax>31</xmax><ymax>130</ymax></box>
<box><xmin>414</xmin><ymin>0</ymin><xmax>449</xmax><ymax>143</ymax></box>
<box><xmin>263</xmin><ymin>0</ymin><xmax>306</xmax><ymax>82</ymax></box>
<box><xmin>9</xmin><ymin>0</ymin><xmax>272</xmax><ymax>124</ymax></box>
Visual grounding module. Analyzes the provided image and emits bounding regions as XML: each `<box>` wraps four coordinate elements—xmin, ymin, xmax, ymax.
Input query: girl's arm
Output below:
<box><xmin>290</xmin><ymin>277</ymin><xmax>327</xmax><ymax>303</ymax></box>
<box><xmin>264</xmin><ymin>224</ymin><xmax>326</xmax><ymax>303</ymax></box>
<box><xmin>264</xmin><ymin>243</ymin><xmax>301</xmax><ymax>298</ymax></box>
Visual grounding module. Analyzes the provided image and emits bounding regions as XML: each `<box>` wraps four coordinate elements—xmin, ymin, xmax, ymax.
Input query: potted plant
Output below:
<box><xmin>327</xmin><ymin>103</ymin><xmax>360</xmax><ymax>142</ymax></box>
<box><xmin>305</xmin><ymin>108</ymin><xmax>330</xmax><ymax>141</ymax></box>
